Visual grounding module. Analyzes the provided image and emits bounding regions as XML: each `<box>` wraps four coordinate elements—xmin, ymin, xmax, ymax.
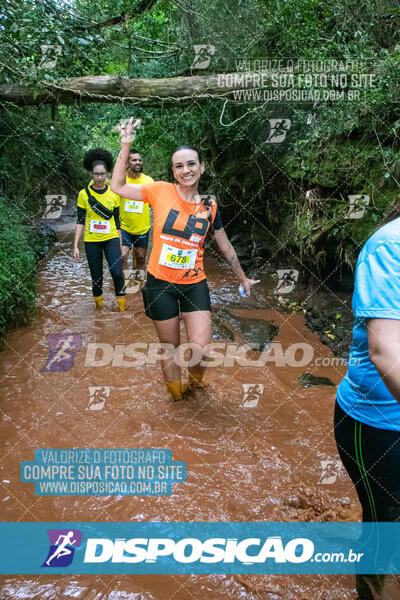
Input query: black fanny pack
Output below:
<box><xmin>85</xmin><ymin>185</ymin><xmax>114</xmax><ymax>220</ymax></box>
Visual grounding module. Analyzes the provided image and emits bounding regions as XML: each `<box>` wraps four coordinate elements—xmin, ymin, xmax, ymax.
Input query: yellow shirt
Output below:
<box><xmin>120</xmin><ymin>173</ymin><xmax>154</xmax><ymax>235</ymax></box>
<box><xmin>77</xmin><ymin>184</ymin><xmax>120</xmax><ymax>242</ymax></box>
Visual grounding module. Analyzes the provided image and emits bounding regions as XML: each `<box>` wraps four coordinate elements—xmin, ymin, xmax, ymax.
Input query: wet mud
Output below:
<box><xmin>0</xmin><ymin>228</ymin><xmax>363</xmax><ymax>599</ymax></box>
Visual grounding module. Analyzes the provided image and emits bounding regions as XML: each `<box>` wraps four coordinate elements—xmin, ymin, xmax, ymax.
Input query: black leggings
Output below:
<box><xmin>84</xmin><ymin>238</ymin><xmax>125</xmax><ymax>297</ymax></box>
<box><xmin>334</xmin><ymin>400</ymin><xmax>400</xmax><ymax>522</ymax></box>
<box><xmin>334</xmin><ymin>400</ymin><xmax>400</xmax><ymax>599</ymax></box>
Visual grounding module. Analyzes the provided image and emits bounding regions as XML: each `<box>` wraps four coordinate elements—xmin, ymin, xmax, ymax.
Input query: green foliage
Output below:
<box><xmin>0</xmin><ymin>196</ymin><xmax>49</xmax><ymax>343</ymax></box>
<box><xmin>1</xmin><ymin>0</ymin><xmax>400</xmax><ymax>339</ymax></box>
<box><xmin>0</xmin><ymin>104</ymin><xmax>84</xmax><ymax>212</ymax></box>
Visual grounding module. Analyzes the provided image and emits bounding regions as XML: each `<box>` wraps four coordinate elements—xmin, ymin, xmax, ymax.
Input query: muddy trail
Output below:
<box><xmin>0</xmin><ymin>222</ymin><xmax>362</xmax><ymax>599</ymax></box>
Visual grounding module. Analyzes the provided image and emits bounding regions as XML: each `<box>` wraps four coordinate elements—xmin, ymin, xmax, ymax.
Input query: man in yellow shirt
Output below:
<box><xmin>120</xmin><ymin>149</ymin><xmax>154</xmax><ymax>274</ymax></box>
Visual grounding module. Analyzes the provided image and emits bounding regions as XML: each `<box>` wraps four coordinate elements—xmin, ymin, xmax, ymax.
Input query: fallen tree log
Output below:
<box><xmin>0</xmin><ymin>72</ymin><xmax>267</xmax><ymax>106</ymax></box>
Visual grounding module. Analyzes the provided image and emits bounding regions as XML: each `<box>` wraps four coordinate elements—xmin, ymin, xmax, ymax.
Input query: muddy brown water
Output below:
<box><xmin>1</xmin><ymin>227</ymin><xmax>362</xmax><ymax>599</ymax></box>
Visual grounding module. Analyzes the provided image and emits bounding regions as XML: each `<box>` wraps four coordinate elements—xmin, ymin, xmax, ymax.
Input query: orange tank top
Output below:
<box><xmin>141</xmin><ymin>182</ymin><xmax>218</xmax><ymax>284</ymax></box>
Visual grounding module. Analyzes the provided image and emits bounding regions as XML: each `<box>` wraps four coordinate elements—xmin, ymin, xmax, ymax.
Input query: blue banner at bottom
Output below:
<box><xmin>1</xmin><ymin>522</ymin><xmax>399</xmax><ymax>574</ymax></box>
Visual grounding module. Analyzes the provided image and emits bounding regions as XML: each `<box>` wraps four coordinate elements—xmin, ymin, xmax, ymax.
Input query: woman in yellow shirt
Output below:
<box><xmin>73</xmin><ymin>148</ymin><xmax>126</xmax><ymax>311</ymax></box>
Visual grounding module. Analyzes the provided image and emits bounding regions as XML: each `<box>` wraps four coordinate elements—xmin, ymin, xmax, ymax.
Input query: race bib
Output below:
<box><xmin>158</xmin><ymin>244</ymin><xmax>197</xmax><ymax>270</ymax></box>
<box><xmin>125</xmin><ymin>200</ymin><xmax>144</xmax><ymax>214</ymax></box>
<box><xmin>89</xmin><ymin>220</ymin><xmax>111</xmax><ymax>234</ymax></box>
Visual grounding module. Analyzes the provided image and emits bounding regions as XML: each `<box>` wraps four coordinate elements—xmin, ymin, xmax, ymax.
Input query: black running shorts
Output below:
<box><xmin>141</xmin><ymin>272</ymin><xmax>211</xmax><ymax>321</ymax></box>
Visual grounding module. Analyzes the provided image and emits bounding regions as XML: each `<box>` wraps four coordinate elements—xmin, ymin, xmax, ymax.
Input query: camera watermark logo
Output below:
<box><xmin>239</xmin><ymin>383</ymin><xmax>264</xmax><ymax>408</ymax></box>
<box><xmin>307</xmin><ymin>113</ymin><xmax>315</xmax><ymax>125</ymax></box>
<box><xmin>193</xmin><ymin>194</ymin><xmax>217</xmax><ymax>229</ymax></box>
<box><xmin>86</xmin><ymin>386</ymin><xmax>110</xmax><ymax>411</ymax></box>
<box><xmin>42</xmin><ymin>194</ymin><xmax>67</xmax><ymax>219</ymax></box>
<box><xmin>191</xmin><ymin>45</ymin><xmax>216</xmax><ymax>69</ymax></box>
<box><xmin>41</xmin><ymin>529</ymin><xmax>82</xmax><ymax>567</ymax></box>
<box><xmin>42</xmin><ymin>333</ymin><xmax>82</xmax><ymax>372</ymax></box>
<box><xmin>318</xmin><ymin>460</ymin><xmax>342</xmax><ymax>485</ymax></box>
<box><xmin>346</xmin><ymin>195</ymin><xmax>370</xmax><ymax>220</ymax></box>
<box><xmin>124</xmin><ymin>269</ymin><xmax>145</xmax><ymax>294</ymax></box>
<box><xmin>197</xmin><ymin>194</ymin><xmax>216</xmax><ymax>214</ymax></box>
<box><xmin>267</xmin><ymin>119</ymin><xmax>291</xmax><ymax>143</ymax></box>
<box><xmin>273</xmin><ymin>269</ymin><xmax>299</xmax><ymax>294</ymax></box>
<box><xmin>38</xmin><ymin>44</ymin><xmax>62</xmax><ymax>69</ymax></box>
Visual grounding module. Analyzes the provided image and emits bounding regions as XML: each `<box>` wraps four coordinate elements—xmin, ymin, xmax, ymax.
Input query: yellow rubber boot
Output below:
<box><xmin>189</xmin><ymin>371</ymin><xmax>204</xmax><ymax>389</ymax></box>
<box><xmin>94</xmin><ymin>295</ymin><xmax>103</xmax><ymax>309</ymax></box>
<box><xmin>166</xmin><ymin>380</ymin><xmax>184</xmax><ymax>401</ymax></box>
<box><xmin>117</xmin><ymin>297</ymin><xmax>127</xmax><ymax>312</ymax></box>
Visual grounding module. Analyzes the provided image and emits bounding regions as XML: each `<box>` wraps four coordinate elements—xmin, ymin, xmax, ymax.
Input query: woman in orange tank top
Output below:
<box><xmin>111</xmin><ymin>117</ymin><xmax>259</xmax><ymax>400</ymax></box>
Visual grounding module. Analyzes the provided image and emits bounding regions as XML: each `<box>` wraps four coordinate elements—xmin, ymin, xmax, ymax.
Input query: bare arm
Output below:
<box><xmin>110</xmin><ymin>147</ymin><xmax>144</xmax><ymax>200</ymax></box>
<box><xmin>73</xmin><ymin>224</ymin><xmax>84</xmax><ymax>262</ymax></box>
<box><xmin>213</xmin><ymin>228</ymin><xmax>246</xmax><ymax>280</ymax></box>
<box><xmin>367</xmin><ymin>318</ymin><xmax>400</xmax><ymax>402</ymax></box>
<box><xmin>213</xmin><ymin>228</ymin><xmax>260</xmax><ymax>295</ymax></box>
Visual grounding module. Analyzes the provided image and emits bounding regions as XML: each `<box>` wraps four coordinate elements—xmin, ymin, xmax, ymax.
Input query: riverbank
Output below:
<box><xmin>0</xmin><ymin>196</ymin><xmax>55</xmax><ymax>345</ymax></box>
<box><xmin>0</xmin><ymin>192</ymin><xmax>82</xmax><ymax>345</ymax></box>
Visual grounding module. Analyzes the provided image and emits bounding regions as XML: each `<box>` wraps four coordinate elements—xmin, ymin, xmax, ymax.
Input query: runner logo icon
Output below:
<box><xmin>42</xmin><ymin>333</ymin><xmax>82</xmax><ymax>372</ymax></box>
<box><xmin>191</xmin><ymin>45</ymin><xmax>215</xmax><ymax>69</ymax></box>
<box><xmin>41</xmin><ymin>529</ymin><xmax>82</xmax><ymax>567</ymax></box>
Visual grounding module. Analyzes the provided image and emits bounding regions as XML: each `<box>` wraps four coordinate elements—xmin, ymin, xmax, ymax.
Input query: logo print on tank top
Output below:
<box><xmin>162</xmin><ymin>209</ymin><xmax>208</xmax><ymax>240</ymax></box>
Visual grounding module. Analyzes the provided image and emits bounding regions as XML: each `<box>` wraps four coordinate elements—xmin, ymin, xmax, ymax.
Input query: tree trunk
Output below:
<box><xmin>0</xmin><ymin>72</ymin><xmax>263</xmax><ymax>106</ymax></box>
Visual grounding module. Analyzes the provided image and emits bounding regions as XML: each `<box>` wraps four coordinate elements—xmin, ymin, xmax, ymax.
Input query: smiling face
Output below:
<box><xmin>171</xmin><ymin>149</ymin><xmax>204</xmax><ymax>189</ymax></box>
<box><xmin>127</xmin><ymin>152</ymin><xmax>143</xmax><ymax>176</ymax></box>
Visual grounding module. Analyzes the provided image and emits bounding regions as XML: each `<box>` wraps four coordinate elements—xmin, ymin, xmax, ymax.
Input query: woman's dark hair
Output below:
<box><xmin>83</xmin><ymin>148</ymin><xmax>113</xmax><ymax>172</ymax></box>
<box><xmin>172</xmin><ymin>145</ymin><xmax>202</xmax><ymax>163</ymax></box>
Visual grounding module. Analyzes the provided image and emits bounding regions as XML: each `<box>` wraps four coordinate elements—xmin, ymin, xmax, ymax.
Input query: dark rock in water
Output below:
<box><xmin>212</xmin><ymin>308</ymin><xmax>278</xmax><ymax>350</ymax></box>
<box><xmin>238</xmin><ymin>317</ymin><xmax>279</xmax><ymax>351</ymax></box>
<box><xmin>211</xmin><ymin>320</ymin><xmax>235</xmax><ymax>341</ymax></box>
<box><xmin>298</xmin><ymin>373</ymin><xmax>336</xmax><ymax>388</ymax></box>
